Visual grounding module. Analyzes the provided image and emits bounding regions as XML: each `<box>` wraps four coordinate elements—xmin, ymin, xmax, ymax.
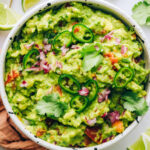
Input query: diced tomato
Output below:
<box><xmin>72</xmin><ymin>22</ymin><xmax>78</xmax><ymax>26</ymax></box>
<box><xmin>109</xmin><ymin>75</ymin><xmax>113</xmax><ymax>80</ymax></box>
<box><xmin>110</xmin><ymin>57</ymin><xmax>118</xmax><ymax>64</ymax></box>
<box><xmin>55</xmin><ymin>85</ymin><xmax>63</xmax><ymax>96</ymax></box>
<box><xmin>85</xmin><ymin>127</ymin><xmax>102</xmax><ymax>144</ymax></box>
<box><xmin>112</xmin><ymin>120</ymin><xmax>124</xmax><ymax>133</ymax></box>
<box><xmin>104</xmin><ymin>52</ymin><xmax>114</xmax><ymax>58</ymax></box>
<box><xmin>74</xmin><ymin>27</ymin><xmax>80</xmax><ymax>33</ymax></box>
<box><xmin>5</xmin><ymin>70</ymin><xmax>20</xmax><ymax>85</ymax></box>
<box><xmin>36</xmin><ymin>129</ymin><xmax>46</xmax><ymax>137</ymax></box>
<box><xmin>53</xmin><ymin>30</ymin><xmax>57</xmax><ymax>33</ymax></box>
<box><xmin>84</xmin><ymin>136</ymin><xmax>92</xmax><ymax>146</ymax></box>
<box><xmin>100</xmin><ymin>29</ymin><xmax>107</xmax><ymax>34</ymax></box>
<box><xmin>132</xmin><ymin>33</ymin><xmax>136</xmax><ymax>40</ymax></box>
<box><xmin>12</xmin><ymin>81</ymin><xmax>16</xmax><ymax>90</ymax></box>
<box><xmin>104</xmin><ymin>52</ymin><xmax>118</xmax><ymax>65</ymax></box>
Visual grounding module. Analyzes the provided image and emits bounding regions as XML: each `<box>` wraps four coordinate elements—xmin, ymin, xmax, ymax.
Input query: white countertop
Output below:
<box><xmin>0</xmin><ymin>0</ymin><xmax>150</xmax><ymax>150</ymax></box>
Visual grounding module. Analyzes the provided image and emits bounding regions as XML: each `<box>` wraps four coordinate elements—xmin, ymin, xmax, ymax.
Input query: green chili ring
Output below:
<box><xmin>58</xmin><ymin>74</ymin><xmax>81</xmax><ymax>94</ymax></box>
<box><xmin>84</xmin><ymin>79</ymin><xmax>99</xmax><ymax>102</ymax></box>
<box><xmin>114</xmin><ymin>67</ymin><xmax>134</xmax><ymax>88</ymax></box>
<box><xmin>53</xmin><ymin>31</ymin><xmax>72</xmax><ymax>51</ymax></box>
<box><xmin>70</xmin><ymin>95</ymin><xmax>89</xmax><ymax>113</ymax></box>
<box><xmin>23</xmin><ymin>49</ymin><xmax>39</xmax><ymax>69</ymax></box>
<box><xmin>72</xmin><ymin>24</ymin><xmax>94</xmax><ymax>43</ymax></box>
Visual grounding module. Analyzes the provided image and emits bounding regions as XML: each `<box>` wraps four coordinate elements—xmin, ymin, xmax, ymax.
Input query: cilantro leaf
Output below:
<box><xmin>121</xmin><ymin>91</ymin><xmax>149</xmax><ymax>116</ymax></box>
<box><xmin>81</xmin><ymin>43</ymin><xmax>103</xmax><ymax>71</ymax></box>
<box><xmin>132</xmin><ymin>1</ymin><xmax>150</xmax><ymax>25</ymax></box>
<box><xmin>81</xmin><ymin>42</ymin><xmax>102</xmax><ymax>56</ymax></box>
<box><xmin>82</xmin><ymin>52</ymin><xmax>103</xmax><ymax>71</ymax></box>
<box><xmin>42</xmin><ymin>93</ymin><xmax>59</xmax><ymax>102</ymax></box>
<box><xmin>144</xmin><ymin>0</ymin><xmax>150</xmax><ymax>4</ymax></box>
<box><xmin>36</xmin><ymin>93</ymin><xmax>68</xmax><ymax>118</ymax></box>
<box><xmin>146</xmin><ymin>16</ymin><xmax>150</xmax><ymax>25</ymax></box>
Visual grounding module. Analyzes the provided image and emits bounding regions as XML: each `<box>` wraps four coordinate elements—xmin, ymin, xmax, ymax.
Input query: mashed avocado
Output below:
<box><xmin>5</xmin><ymin>2</ymin><xmax>149</xmax><ymax>148</ymax></box>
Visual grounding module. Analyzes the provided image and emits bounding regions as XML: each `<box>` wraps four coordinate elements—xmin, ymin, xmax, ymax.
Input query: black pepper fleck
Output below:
<box><xmin>10</xmin><ymin>37</ymin><xmax>12</xmax><ymax>40</ymax></box>
<box><xmin>133</xmin><ymin>25</ymin><xmax>135</xmax><ymax>28</ymax></box>
<box><xmin>8</xmin><ymin>111</ymin><xmax>14</xmax><ymax>114</ymax></box>
<box><xmin>47</xmin><ymin>3</ymin><xmax>51</xmax><ymax>6</ymax></box>
<box><xmin>136</xmin><ymin>118</ymin><xmax>139</xmax><ymax>123</ymax></box>
<box><xmin>141</xmin><ymin>39</ymin><xmax>145</xmax><ymax>43</ymax></box>
<box><xmin>94</xmin><ymin>148</ymin><xmax>98</xmax><ymax>150</ymax></box>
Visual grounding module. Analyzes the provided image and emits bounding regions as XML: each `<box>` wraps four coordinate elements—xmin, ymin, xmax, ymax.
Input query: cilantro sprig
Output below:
<box><xmin>121</xmin><ymin>91</ymin><xmax>149</xmax><ymax>116</ymax></box>
<box><xmin>132</xmin><ymin>1</ymin><xmax>150</xmax><ymax>26</ymax></box>
<box><xmin>81</xmin><ymin>43</ymin><xmax>103</xmax><ymax>71</ymax></box>
<box><xmin>36</xmin><ymin>93</ymin><xmax>68</xmax><ymax>119</ymax></box>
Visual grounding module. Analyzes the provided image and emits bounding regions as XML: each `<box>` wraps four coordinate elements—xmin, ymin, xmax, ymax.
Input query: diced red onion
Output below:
<box><xmin>35</xmin><ymin>44</ymin><xmax>43</xmax><ymax>50</ymax></box>
<box><xmin>43</xmin><ymin>64</ymin><xmax>52</xmax><ymax>74</ymax></box>
<box><xmin>44</xmin><ymin>44</ymin><xmax>51</xmax><ymax>52</ymax></box>
<box><xmin>98</xmin><ymin>88</ymin><xmax>111</xmax><ymax>102</ymax></box>
<box><xmin>121</xmin><ymin>45</ymin><xmax>128</xmax><ymax>55</ymax></box>
<box><xmin>43</xmin><ymin>38</ymin><xmax>48</xmax><ymax>45</ymax></box>
<box><xmin>134</xmin><ymin>57</ymin><xmax>141</xmax><ymax>63</ymax></box>
<box><xmin>102</xmin><ymin>135</ymin><xmax>114</xmax><ymax>143</ymax></box>
<box><xmin>71</xmin><ymin>45</ymin><xmax>80</xmax><ymax>49</ymax></box>
<box><xmin>56</xmin><ymin>61</ymin><xmax>63</xmax><ymax>69</ymax></box>
<box><xmin>98</xmin><ymin>66</ymin><xmax>102</xmax><ymax>71</ymax></box>
<box><xmin>36</xmin><ymin>55</ymin><xmax>40</xmax><ymax>59</ymax></box>
<box><xmin>98</xmin><ymin>93</ymin><xmax>104</xmax><ymax>103</ymax></box>
<box><xmin>115</xmin><ymin>38</ymin><xmax>121</xmax><ymax>45</ymax></box>
<box><xmin>107</xmin><ymin>111</ymin><xmax>120</xmax><ymax>124</ymax></box>
<box><xmin>94</xmin><ymin>45</ymin><xmax>100</xmax><ymax>51</ymax></box>
<box><xmin>101</xmin><ymin>31</ymin><xmax>114</xmax><ymax>42</ymax></box>
<box><xmin>47</xmin><ymin>86</ymin><xmax>53</xmax><ymax>94</ymax></box>
<box><xmin>35</xmin><ymin>44</ymin><xmax>39</xmax><ymax>49</ymax></box>
<box><xmin>93</xmin><ymin>76</ymin><xmax>97</xmax><ymax>80</ymax></box>
<box><xmin>40</xmin><ymin>51</ymin><xmax>46</xmax><ymax>60</ymax></box>
<box><xmin>38</xmin><ymin>49</ymin><xmax>42</xmax><ymax>52</ymax></box>
<box><xmin>40</xmin><ymin>60</ymin><xmax>51</xmax><ymax>74</ymax></box>
<box><xmin>32</xmin><ymin>61</ymin><xmax>40</xmax><ymax>67</ymax></box>
<box><xmin>86</xmin><ymin>118</ymin><xmax>97</xmax><ymax>126</ymax></box>
<box><xmin>61</xmin><ymin>45</ymin><xmax>69</xmax><ymax>56</ymax></box>
<box><xmin>25</xmin><ymin>67</ymin><xmax>41</xmax><ymax>72</ymax></box>
<box><xmin>78</xmin><ymin>87</ymin><xmax>89</xmax><ymax>96</ymax></box>
<box><xmin>101</xmin><ymin>112</ymin><xmax>108</xmax><ymax>118</ymax></box>
<box><xmin>24</xmin><ymin>42</ymin><xmax>35</xmax><ymax>50</ymax></box>
<box><xmin>24</xmin><ymin>50</ymin><xmax>51</xmax><ymax>73</ymax></box>
<box><xmin>52</xmin><ymin>51</ymin><xmax>56</xmax><ymax>55</ymax></box>
<box><xmin>20</xmin><ymin>80</ymin><xmax>27</xmax><ymax>87</ymax></box>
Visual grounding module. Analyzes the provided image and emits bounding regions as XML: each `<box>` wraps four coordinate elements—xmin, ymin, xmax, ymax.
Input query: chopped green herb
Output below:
<box><xmin>132</xmin><ymin>1</ymin><xmax>150</xmax><ymax>25</ymax></box>
<box><xmin>144</xmin><ymin>0</ymin><xmax>150</xmax><ymax>4</ymax></box>
<box><xmin>82</xmin><ymin>52</ymin><xmax>103</xmax><ymax>71</ymax></box>
<box><xmin>121</xmin><ymin>91</ymin><xmax>148</xmax><ymax>116</ymax></box>
<box><xmin>81</xmin><ymin>43</ymin><xmax>103</xmax><ymax>71</ymax></box>
<box><xmin>36</xmin><ymin>93</ymin><xmax>68</xmax><ymax>118</ymax></box>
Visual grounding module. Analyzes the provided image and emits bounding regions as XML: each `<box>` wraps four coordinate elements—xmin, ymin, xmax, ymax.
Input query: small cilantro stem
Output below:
<box><xmin>9</xmin><ymin>0</ymin><xmax>13</xmax><ymax>8</ymax></box>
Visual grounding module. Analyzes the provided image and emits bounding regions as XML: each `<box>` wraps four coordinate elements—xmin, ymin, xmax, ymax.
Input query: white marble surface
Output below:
<box><xmin>0</xmin><ymin>0</ymin><xmax>150</xmax><ymax>150</ymax></box>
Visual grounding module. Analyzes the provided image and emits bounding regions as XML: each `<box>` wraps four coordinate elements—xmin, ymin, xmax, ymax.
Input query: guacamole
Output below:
<box><xmin>5</xmin><ymin>2</ymin><xmax>149</xmax><ymax>148</ymax></box>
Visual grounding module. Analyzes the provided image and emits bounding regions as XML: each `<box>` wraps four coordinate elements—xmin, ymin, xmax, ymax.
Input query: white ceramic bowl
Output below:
<box><xmin>0</xmin><ymin>0</ymin><xmax>150</xmax><ymax>150</ymax></box>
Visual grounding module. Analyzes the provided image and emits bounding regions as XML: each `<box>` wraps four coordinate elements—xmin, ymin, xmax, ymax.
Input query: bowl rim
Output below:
<box><xmin>0</xmin><ymin>0</ymin><xmax>150</xmax><ymax>150</ymax></box>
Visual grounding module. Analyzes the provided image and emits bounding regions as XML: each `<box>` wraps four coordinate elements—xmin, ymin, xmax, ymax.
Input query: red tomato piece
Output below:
<box><xmin>74</xmin><ymin>27</ymin><xmax>80</xmax><ymax>33</ymax></box>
